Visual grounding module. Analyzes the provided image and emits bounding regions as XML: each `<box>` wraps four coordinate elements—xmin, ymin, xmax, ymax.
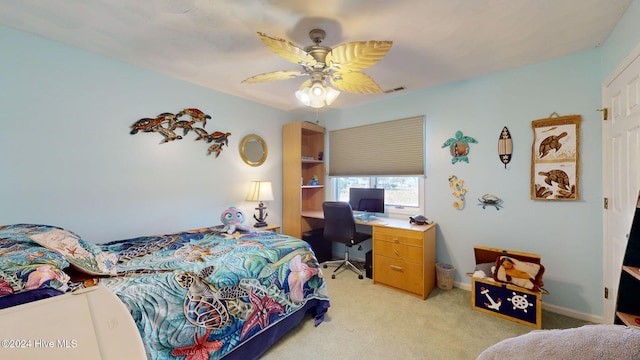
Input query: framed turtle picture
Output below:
<box><xmin>530</xmin><ymin>114</ymin><xmax>581</xmax><ymax>200</ymax></box>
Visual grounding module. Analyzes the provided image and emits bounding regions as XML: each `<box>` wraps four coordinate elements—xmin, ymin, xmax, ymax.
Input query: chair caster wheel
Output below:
<box><xmin>358</xmin><ymin>275</ymin><xmax>364</xmax><ymax>279</ymax></box>
<box><xmin>331</xmin><ymin>274</ymin><xmax>336</xmax><ymax>279</ymax></box>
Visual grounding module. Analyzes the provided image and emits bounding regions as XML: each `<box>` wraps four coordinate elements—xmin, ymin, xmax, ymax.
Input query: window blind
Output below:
<box><xmin>328</xmin><ymin>116</ymin><xmax>425</xmax><ymax>176</ymax></box>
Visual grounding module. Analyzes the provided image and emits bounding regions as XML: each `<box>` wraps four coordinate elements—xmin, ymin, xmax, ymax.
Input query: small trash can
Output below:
<box><xmin>436</xmin><ymin>263</ymin><xmax>455</xmax><ymax>290</ymax></box>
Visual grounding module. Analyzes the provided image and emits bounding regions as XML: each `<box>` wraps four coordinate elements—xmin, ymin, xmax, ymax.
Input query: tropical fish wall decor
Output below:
<box><xmin>129</xmin><ymin>108</ymin><xmax>231</xmax><ymax>158</ymax></box>
<box><xmin>442</xmin><ymin>131</ymin><xmax>478</xmax><ymax>164</ymax></box>
<box><xmin>498</xmin><ymin>127</ymin><xmax>513</xmax><ymax>169</ymax></box>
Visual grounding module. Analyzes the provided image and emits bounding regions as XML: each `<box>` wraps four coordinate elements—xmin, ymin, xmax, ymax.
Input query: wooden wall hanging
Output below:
<box><xmin>498</xmin><ymin>126</ymin><xmax>512</xmax><ymax>169</ymax></box>
<box><xmin>530</xmin><ymin>113</ymin><xmax>581</xmax><ymax>200</ymax></box>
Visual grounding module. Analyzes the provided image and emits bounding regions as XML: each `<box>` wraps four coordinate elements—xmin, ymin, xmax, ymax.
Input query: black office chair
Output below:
<box><xmin>322</xmin><ymin>201</ymin><xmax>371</xmax><ymax>279</ymax></box>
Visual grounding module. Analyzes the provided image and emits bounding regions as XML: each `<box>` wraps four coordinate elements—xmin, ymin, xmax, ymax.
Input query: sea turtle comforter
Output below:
<box><xmin>0</xmin><ymin>224</ymin><xmax>329</xmax><ymax>359</ymax></box>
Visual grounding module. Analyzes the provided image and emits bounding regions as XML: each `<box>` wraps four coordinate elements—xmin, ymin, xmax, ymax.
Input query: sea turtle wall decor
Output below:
<box><xmin>129</xmin><ymin>108</ymin><xmax>232</xmax><ymax>158</ymax></box>
<box><xmin>442</xmin><ymin>130</ymin><xmax>478</xmax><ymax>164</ymax></box>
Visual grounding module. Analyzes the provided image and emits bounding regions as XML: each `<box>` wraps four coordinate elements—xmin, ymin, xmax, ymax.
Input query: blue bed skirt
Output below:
<box><xmin>0</xmin><ymin>289</ymin><xmax>64</xmax><ymax>310</ymax></box>
<box><xmin>223</xmin><ymin>298</ymin><xmax>330</xmax><ymax>359</ymax></box>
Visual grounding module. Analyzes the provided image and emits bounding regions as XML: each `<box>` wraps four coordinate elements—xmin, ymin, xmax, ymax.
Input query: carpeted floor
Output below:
<box><xmin>262</xmin><ymin>269</ymin><xmax>591</xmax><ymax>360</ymax></box>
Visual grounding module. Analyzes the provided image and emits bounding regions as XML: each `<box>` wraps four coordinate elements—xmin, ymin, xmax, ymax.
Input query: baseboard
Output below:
<box><xmin>541</xmin><ymin>303</ymin><xmax>603</xmax><ymax>324</ymax></box>
<box><xmin>453</xmin><ymin>281</ymin><xmax>603</xmax><ymax>324</ymax></box>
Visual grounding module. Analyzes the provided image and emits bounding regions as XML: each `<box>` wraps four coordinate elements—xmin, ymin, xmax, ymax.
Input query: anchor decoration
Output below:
<box><xmin>507</xmin><ymin>292</ymin><xmax>534</xmax><ymax>313</ymax></box>
<box><xmin>480</xmin><ymin>287</ymin><xmax>502</xmax><ymax>311</ymax></box>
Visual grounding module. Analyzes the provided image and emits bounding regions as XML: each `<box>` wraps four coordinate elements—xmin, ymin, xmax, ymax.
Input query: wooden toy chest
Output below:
<box><xmin>470</xmin><ymin>246</ymin><xmax>543</xmax><ymax>329</ymax></box>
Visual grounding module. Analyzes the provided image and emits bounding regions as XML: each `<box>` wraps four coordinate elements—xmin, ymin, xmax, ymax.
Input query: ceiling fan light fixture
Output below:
<box><xmin>295</xmin><ymin>81</ymin><xmax>340</xmax><ymax>109</ymax></box>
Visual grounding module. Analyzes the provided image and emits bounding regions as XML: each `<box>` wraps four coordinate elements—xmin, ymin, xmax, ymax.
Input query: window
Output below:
<box><xmin>328</xmin><ymin>116</ymin><xmax>424</xmax><ymax>176</ymax></box>
<box><xmin>333</xmin><ymin>176</ymin><xmax>423</xmax><ymax>215</ymax></box>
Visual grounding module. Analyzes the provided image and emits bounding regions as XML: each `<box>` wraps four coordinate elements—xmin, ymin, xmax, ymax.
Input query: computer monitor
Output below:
<box><xmin>349</xmin><ymin>188</ymin><xmax>385</xmax><ymax>213</ymax></box>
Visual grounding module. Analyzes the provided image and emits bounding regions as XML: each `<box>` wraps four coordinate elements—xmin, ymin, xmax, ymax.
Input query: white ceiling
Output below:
<box><xmin>0</xmin><ymin>0</ymin><xmax>632</xmax><ymax>114</ymax></box>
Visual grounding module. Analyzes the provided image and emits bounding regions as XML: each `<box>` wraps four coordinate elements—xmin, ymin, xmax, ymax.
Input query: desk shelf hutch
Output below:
<box><xmin>283</xmin><ymin>121</ymin><xmax>437</xmax><ymax>300</ymax></box>
<box><xmin>282</xmin><ymin>121</ymin><xmax>325</xmax><ymax>239</ymax></box>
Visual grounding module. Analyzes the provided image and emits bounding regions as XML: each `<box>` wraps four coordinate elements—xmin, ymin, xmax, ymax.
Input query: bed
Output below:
<box><xmin>476</xmin><ymin>324</ymin><xmax>640</xmax><ymax>360</ymax></box>
<box><xmin>0</xmin><ymin>223</ymin><xmax>330</xmax><ymax>359</ymax></box>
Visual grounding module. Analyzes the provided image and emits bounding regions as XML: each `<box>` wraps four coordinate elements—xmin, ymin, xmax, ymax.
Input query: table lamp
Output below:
<box><xmin>246</xmin><ymin>181</ymin><xmax>274</xmax><ymax>227</ymax></box>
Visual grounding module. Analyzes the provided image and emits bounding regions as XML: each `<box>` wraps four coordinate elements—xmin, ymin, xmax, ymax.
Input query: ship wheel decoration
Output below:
<box><xmin>507</xmin><ymin>292</ymin><xmax>534</xmax><ymax>313</ymax></box>
<box><xmin>442</xmin><ymin>130</ymin><xmax>478</xmax><ymax>164</ymax></box>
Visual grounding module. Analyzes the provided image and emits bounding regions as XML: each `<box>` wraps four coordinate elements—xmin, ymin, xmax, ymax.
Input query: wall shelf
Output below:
<box><xmin>622</xmin><ymin>265</ymin><xmax>640</xmax><ymax>281</ymax></box>
<box><xmin>615</xmin><ymin>191</ymin><xmax>640</xmax><ymax>331</ymax></box>
<box><xmin>283</xmin><ymin>121</ymin><xmax>326</xmax><ymax>239</ymax></box>
<box><xmin>615</xmin><ymin>311</ymin><xmax>640</xmax><ymax>327</ymax></box>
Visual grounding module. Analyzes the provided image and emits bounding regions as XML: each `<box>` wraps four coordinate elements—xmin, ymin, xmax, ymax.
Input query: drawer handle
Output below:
<box><xmin>393</xmin><ymin>238</ymin><xmax>399</xmax><ymax>243</ymax></box>
<box><xmin>393</xmin><ymin>249</ymin><xmax>400</xmax><ymax>256</ymax></box>
<box><xmin>390</xmin><ymin>265</ymin><xmax>403</xmax><ymax>271</ymax></box>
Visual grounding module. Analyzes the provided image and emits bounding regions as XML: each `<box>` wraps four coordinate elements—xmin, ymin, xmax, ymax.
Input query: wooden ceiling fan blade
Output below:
<box><xmin>242</xmin><ymin>70</ymin><xmax>306</xmax><ymax>83</ymax></box>
<box><xmin>257</xmin><ymin>32</ymin><xmax>316</xmax><ymax>66</ymax></box>
<box><xmin>330</xmin><ymin>71</ymin><xmax>382</xmax><ymax>94</ymax></box>
<box><xmin>326</xmin><ymin>40</ymin><xmax>392</xmax><ymax>72</ymax></box>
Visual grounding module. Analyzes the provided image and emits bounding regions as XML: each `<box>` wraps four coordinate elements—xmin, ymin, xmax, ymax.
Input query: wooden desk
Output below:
<box><xmin>302</xmin><ymin>211</ymin><xmax>437</xmax><ymax>300</ymax></box>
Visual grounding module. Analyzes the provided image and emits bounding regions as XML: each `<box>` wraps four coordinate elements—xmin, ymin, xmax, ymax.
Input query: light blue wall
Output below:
<box><xmin>318</xmin><ymin>0</ymin><xmax>640</xmax><ymax>318</ymax></box>
<box><xmin>0</xmin><ymin>25</ymin><xmax>295</xmax><ymax>242</ymax></box>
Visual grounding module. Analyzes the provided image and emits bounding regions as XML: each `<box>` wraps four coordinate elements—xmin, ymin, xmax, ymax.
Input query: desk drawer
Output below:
<box><xmin>373</xmin><ymin>227</ymin><xmax>423</xmax><ymax>247</ymax></box>
<box><xmin>374</xmin><ymin>254</ymin><xmax>423</xmax><ymax>295</ymax></box>
<box><xmin>373</xmin><ymin>239</ymin><xmax>422</xmax><ymax>263</ymax></box>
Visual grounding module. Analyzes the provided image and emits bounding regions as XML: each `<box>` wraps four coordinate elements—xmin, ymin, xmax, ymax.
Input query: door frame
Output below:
<box><xmin>602</xmin><ymin>41</ymin><xmax>640</xmax><ymax>324</ymax></box>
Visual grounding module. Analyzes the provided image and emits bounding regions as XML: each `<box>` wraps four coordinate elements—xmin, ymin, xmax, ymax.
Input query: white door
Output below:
<box><xmin>603</xmin><ymin>43</ymin><xmax>640</xmax><ymax>323</ymax></box>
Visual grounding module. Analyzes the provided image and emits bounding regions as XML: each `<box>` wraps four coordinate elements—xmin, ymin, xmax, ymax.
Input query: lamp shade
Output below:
<box><xmin>246</xmin><ymin>181</ymin><xmax>274</xmax><ymax>202</ymax></box>
<box><xmin>295</xmin><ymin>80</ymin><xmax>340</xmax><ymax>109</ymax></box>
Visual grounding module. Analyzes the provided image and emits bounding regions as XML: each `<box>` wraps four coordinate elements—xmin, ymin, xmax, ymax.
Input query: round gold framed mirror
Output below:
<box><xmin>239</xmin><ymin>134</ymin><xmax>268</xmax><ymax>167</ymax></box>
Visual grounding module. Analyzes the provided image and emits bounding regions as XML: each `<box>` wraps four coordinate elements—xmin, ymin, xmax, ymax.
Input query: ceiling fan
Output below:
<box><xmin>242</xmin><ymin>29</ymin><xmax>393</xmax><ymax>108</ymax></box>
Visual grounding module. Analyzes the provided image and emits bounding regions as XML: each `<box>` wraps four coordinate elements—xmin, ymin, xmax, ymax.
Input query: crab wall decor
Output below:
<box><xmin>478</xmin><ymin>194</ymin><xmax>503</xmax><ymax>210</ymax></box>
<box><xmin>530</xmin><ymin>114</ymin><xmax>580</xmax><ymax>200</ymax></box>
<box><xmin>442</xmin><ymin>130</ymin><xmax>478</xmax><ymax>164</ymax></box>
<box><xmin>130</xmin><ymin>108</ymin><xmax>231</xmax><ymax>158</ymax></box>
